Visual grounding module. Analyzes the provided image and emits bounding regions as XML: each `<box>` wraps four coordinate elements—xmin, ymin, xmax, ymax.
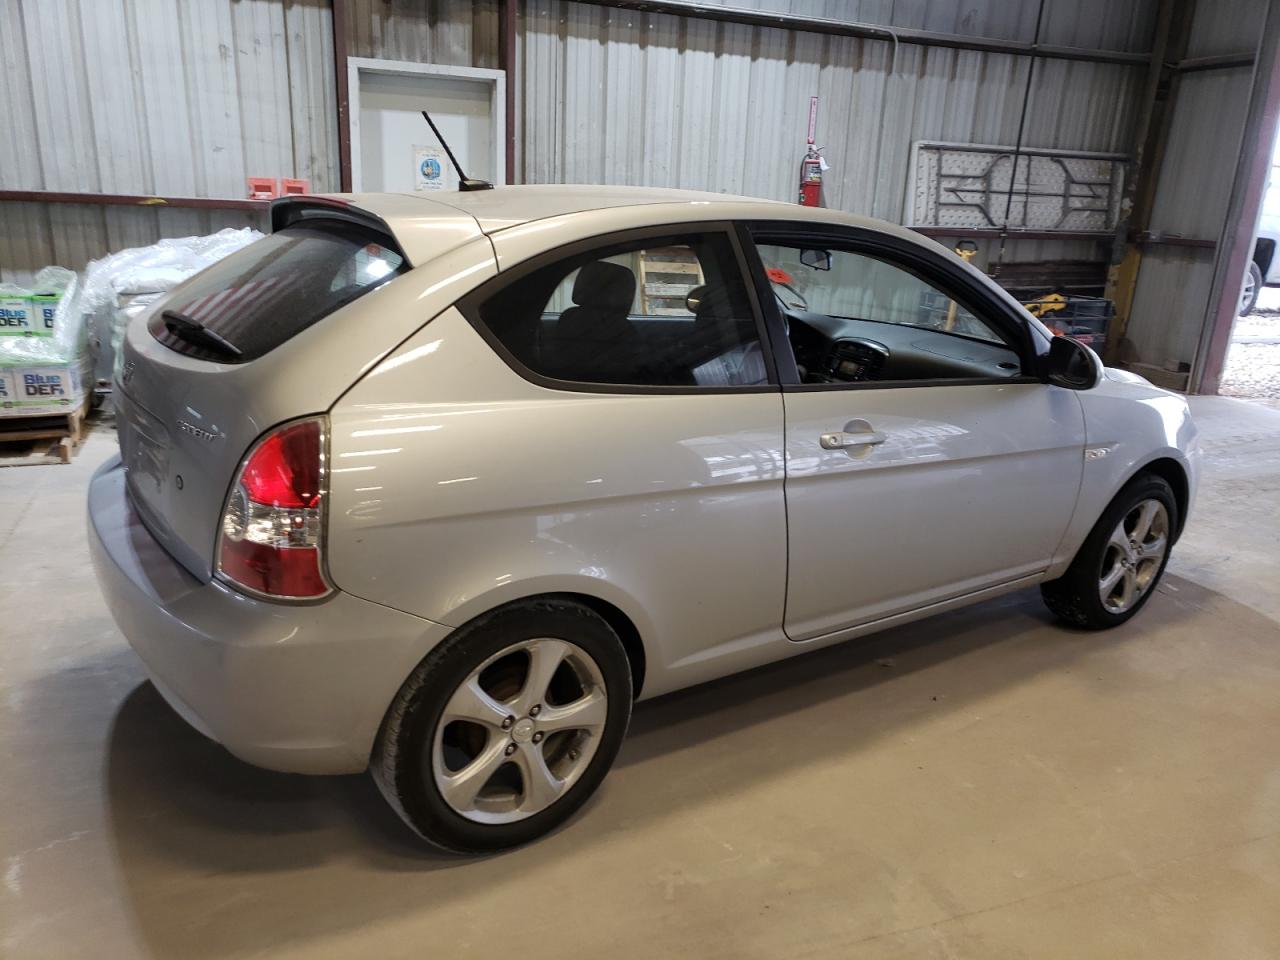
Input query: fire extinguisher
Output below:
<box><xmin>798</xmin><ymin>96</ymin><xmax>824</xmax><ymax>207</ymax></box>
<box><xmin>798</xmin><ymin>146</ymin><xmax>824</xmax><ymax>207</ymax></box>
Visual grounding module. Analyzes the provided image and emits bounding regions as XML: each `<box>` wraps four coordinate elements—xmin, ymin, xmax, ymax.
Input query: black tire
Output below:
<box><xmin>1041</xmin><ymin>472</ymin><xmax>1178</xmax><ymax>630</ymax></box>
<box><xmin>1240</xmin><ymin>261</ymin><xmax>1262</xmax><ymax>316</ymax></box>
<box><xmin>371</xmin><ymin>598</ymin><xmax>632</xmax><ymax>853</ymax></box>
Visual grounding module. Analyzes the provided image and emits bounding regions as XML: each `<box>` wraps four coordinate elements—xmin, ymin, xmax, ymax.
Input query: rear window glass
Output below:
<box><xmin>148</xmin><ymin>222</ymin><xmax>406</xmax><ymax>363</ymax></box>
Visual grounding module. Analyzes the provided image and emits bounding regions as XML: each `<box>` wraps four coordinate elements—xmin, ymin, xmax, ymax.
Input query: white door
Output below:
<box><xmin>749</xmin><ymin>236</ymin><xmax>1086</xmax><ymax>642</ymax></box>
<box><xmin>349</xmin><ymin>60</ymin><xmax>505</xmax><ymax>193</ymax></box>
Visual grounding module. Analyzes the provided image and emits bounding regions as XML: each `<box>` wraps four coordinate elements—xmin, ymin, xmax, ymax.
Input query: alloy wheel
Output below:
<box><xmin>431</xmin><ymin>638</ymin><xmax>608</xmax><ymax>824</ymax></box>
<box><xmin>1098</xmin><ymin>498</ymin><xmax>1169</xmax><ymax>614</ymax></box>
<box><xmin>1241</xmin><ymin>266</ymin><xmax>1257</xmax><ymax>314</ymax></box>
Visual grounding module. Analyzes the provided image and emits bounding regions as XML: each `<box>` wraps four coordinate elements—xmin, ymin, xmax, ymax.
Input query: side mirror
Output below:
<box><xmin>799</xmin><ymin>248</ymin><xmax>832</xmax><ymax>271</ymax></box>
<box><xmin>1045</xmin><ymin>335</ymin><xmax>1102</xmax><ymax>390</ymax></box>
<box><xmin>685</xmin><ymin>284</ymin><xmax>707</xmax><ymax>313</ymax></box>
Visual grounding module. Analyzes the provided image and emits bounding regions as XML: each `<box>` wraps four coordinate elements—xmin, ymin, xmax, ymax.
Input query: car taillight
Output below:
<box><xmin>217</xmin><ymin>417</ymin><xmax>331</xmax><ymax>600</ymax></box>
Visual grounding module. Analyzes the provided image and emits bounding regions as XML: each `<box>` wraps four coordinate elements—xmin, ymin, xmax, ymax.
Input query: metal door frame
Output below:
<box><xmin>347</xmin><ymin>57</ymin><xmax>507</xmax><ymax>192</ymax></box>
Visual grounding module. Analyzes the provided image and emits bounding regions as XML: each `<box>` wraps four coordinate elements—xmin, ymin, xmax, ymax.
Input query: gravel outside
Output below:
<box><xmin>1220</xmin><ymin>287</ymin><xmax>1280</xmax><ymax>401</ymax></box>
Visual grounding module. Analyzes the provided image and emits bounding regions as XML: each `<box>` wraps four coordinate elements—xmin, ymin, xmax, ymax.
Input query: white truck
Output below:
<box><xmin>1242</xmin><ymin>170</ymin><xmax>1280</xmax><ymax>315</ymax></box>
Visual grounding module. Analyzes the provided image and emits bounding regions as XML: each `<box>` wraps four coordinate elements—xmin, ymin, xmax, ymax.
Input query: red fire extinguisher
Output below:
<box><xmin>798</xmin><ymin>147</ymin><xmax>824</xmax><ymax>207</ymax></box>
<box><xmin>798</xmin><ymin>96</ymin><xmax>824</xmax><ymax>207</ymax></box>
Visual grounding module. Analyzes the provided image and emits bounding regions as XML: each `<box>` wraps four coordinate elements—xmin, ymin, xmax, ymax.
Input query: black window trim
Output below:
<box><xmin>742</xmin><ymin>220</ymin><xmax>1048</xmax><ymax>392</ymax></box>
<box><xmin>456</xmin><ymin>221</ymin><xmax>783</xmax><ymax>396</ymax></box>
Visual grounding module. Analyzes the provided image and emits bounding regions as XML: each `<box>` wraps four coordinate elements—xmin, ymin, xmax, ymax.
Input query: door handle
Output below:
<box><xmin>819</xmin><ymin>430</ymin><xmax>886</xmax><ymax>450</ymax></box>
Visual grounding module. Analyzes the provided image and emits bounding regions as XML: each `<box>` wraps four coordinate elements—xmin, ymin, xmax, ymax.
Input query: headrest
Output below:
<box><xmin>572</xmin><ymin>261</ymin><xmax>636</xmax><ymax>312</ymax></box>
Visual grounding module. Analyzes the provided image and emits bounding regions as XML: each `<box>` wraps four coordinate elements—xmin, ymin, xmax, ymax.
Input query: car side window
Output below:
<box><xmin>470</xmin><ymin>232</ymin><xmax>767</xmax><ymax>388</ymax></box>
<box><xmin>756</xmin><ymin>243</ymin><xmax>1023</xmax><ymax>385</ymax></box>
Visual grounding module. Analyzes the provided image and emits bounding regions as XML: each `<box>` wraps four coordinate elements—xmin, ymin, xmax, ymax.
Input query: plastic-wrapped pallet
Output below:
<box><xmin>0</xmin><ymin>281</ymin><xmax>36</xmax><ymax>336</ymax></box>
<box><xmin>0</xmin><ymin>267</ymin><xmax>90</xmax><ymax>418</ymax></box>
<box><xmin>77</xmin><ymin>227</ymin><xmax>264</xmax><ymax>385</ymax></box>
<box><xmin>0</xmin><ymin>267</ymin><xmax>76</xmax><ymax>341</ymax></box>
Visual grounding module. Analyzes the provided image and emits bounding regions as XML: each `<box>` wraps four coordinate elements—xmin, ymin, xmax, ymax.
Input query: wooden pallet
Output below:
<box><xmin>638</xmin><ymin>246</ymin><xmax>704</xmax><ymax>316</ymax></box>
<box><xmin>0</xmin><ymin>396</ymin><xmax>93</xmax><ymax>465</ymax></box>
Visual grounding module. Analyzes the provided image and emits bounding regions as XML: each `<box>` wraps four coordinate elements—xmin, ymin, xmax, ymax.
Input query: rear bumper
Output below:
<box><xmin>87</xmin><ymin>455</ymin><xmax>453</xmax><ymax>774</ymax></box>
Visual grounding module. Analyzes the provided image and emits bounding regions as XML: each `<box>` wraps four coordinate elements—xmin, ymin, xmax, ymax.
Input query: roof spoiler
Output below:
<box><xmin>269</xmin><ymin>196</ymin><xmax>413</xmax><ymax>266</ymax></box>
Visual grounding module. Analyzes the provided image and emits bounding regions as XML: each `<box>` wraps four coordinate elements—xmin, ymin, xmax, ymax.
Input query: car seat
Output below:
<box><xmin>547</xmin><ymin>261</ymin><xmax>638</xmax><ymax>381</ymax></box>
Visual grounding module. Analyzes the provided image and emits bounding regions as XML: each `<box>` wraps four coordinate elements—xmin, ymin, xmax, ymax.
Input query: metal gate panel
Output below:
<box><xmin>908</xmin><ymin>141</ymin><xmax>1126</xmax><ymax>232</ymax></box>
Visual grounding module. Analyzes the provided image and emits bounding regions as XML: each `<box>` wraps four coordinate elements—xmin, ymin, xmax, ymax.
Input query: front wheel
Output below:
<box><xmin>1240</xmin><ymin>261</ymin><xmax>1262</xmax><ymax>316</ymax></box>
<box><xmin>1041</xmin><ymin>473</ymin><xmax>1177</xmax><ymax>630</ymax></box>
<box><xmin>371</xmin><ymin>599</ymin><xmax>632</xmax><ymax>853</ymax></box>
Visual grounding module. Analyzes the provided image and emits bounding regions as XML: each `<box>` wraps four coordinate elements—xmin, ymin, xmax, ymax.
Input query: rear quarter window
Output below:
<box><xmin>148</xmin><ymin>221</ymin><xmax>406</xmax><ymax>363</ymax></box>
<box><xmin>463</xmin><ymin>230</ymin><xmax>767</xmax><ymax>389</ymax></box>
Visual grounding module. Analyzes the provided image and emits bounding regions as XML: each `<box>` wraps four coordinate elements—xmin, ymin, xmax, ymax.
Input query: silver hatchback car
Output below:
<box><xmin>90</xmin><ymin>186</ymin><xmax>1199</xmax><ymax>852</ymax></box>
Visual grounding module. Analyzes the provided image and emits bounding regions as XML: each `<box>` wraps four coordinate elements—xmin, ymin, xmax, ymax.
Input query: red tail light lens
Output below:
<box><xmin>217</xmin><ymin>417</ymin><xmax>330</xmax><ymax>600</ymax></box>
<box><xmin>241</xmin><ymin>425</ymin><xmax>322</xmax><ymax>508</ymax></box>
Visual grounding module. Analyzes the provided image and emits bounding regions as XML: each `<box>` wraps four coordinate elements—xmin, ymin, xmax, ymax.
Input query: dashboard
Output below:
<box><xmin>783</xmin><ymin>308</ymin><xmax>1024</xmax><ymax>384</ymax></box>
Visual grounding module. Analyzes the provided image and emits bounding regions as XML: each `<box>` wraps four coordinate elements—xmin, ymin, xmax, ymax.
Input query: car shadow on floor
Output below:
<box><xmin>96</xmin><ymin>574</ymin><xmax>1236</xmax><ymax>958</ymax></box>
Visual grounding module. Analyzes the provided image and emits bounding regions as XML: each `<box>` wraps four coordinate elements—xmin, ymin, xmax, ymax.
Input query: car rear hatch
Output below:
<box><xmin>114</xmin><ymin>195</ymin><xmax>487</xmax><ymax>581</ymax></box>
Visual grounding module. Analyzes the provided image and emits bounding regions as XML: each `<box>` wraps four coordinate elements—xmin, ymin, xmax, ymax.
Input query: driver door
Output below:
<box><xmin>747</xmin><ymin>227</ymin><xmax>1086</xmax><ymax>642</ymax></box>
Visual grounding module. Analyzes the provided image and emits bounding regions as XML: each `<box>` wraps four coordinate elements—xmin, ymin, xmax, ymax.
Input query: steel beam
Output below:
<box><xmin>1193</xmin><ymin>5</ymin><xmax>1280</xmax><ymax>394</ymax></box>
<box><xmin>500</xmin><ymin>0</ymin><xmax>518</xmax><ymax>184</ymax></box>
<box><xmin>0</xmin><ymin>190</ymin><xmax>267</xmax><ymax>212</ymax></box>
<box><xmin>333</xmin><ymin>0</ymin><xmax>353</xmax><ymax>192</ymax></box>
<box><xmin>571</xmin><ymin>0</ymin><xmax>1151</xmax><ymax>66</ymax></box>
<box><xmin>1102</xmin><ymin>0</ymin><xmax>1189</xmax><ymax>365</ymax></box>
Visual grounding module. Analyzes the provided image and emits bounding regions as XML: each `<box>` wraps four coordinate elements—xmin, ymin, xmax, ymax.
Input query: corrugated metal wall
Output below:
<box><xmin>0</xmin><ymin>0</ymin><xmax>1155</xmax><ymax>285</ymax></box>
<box><xmin>0</xmin><ymin>0</ymin><xmax>338</xmax><ymax>284</ymax></box>
<box><xmin>682</xmin><ymin>0</ymin><xmax>1158</xmax><ymax>52</ymax></box>
<box><xmin>0</xmin><ymin>0</ymin><xmax>1266</xmax><ymax>384</ymax></box>
<box><xmin>0</xmin><ymin>0</ymin><xmax>339</xmax><ymax>194</ymax></box>
<box><xmin>1</xmin><ymin>0</ymin><xmax>509</xmax><ymax>284</ymax></box>
<box><xmin>344</xmin><ymin>0</ymin><xmax>500</xmax><ymax>66</ymax></box>
<box><xmin>517</xmin><ymin>1</ymin><xmax>1156</xmax><ymax>198</ymax></box>
<box><xmin>517</xmin><ymin>1</ymin><xmax>1150</xmax><ymax>271</ymax></box>
<box><xmin>0</xmin><ymin>203</ymin><xmax>263</xmax><ymax>288</ymax></box>
<box><xmin>1123</xmin><ymin>0</ymin><xmax>1268</xmax><ymax>373</ymax></box>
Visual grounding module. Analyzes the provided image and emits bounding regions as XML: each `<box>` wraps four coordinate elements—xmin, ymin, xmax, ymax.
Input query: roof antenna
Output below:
<box><xmin>421</xmin><ymin>111</ymin><xmax>494</xmax><ymax>192</ymax></box>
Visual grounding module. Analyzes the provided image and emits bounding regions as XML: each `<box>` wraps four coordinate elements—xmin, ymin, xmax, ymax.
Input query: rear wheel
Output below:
<box><xmin>1041</xmin><ymin>473</ymin><xmax>1177</xmax><ymax>630</ymax></box>
<box><xmin>371</xmin><ymin>599</ymin><xmax>632</xmax><ymax>853</ymax></box>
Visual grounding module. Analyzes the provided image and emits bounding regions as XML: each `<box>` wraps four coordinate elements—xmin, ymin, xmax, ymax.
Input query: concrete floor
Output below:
<box><xmin>2</xmin><ymin>396</ymin><xmax>1279</xmax><ymax>959</ymax></box>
